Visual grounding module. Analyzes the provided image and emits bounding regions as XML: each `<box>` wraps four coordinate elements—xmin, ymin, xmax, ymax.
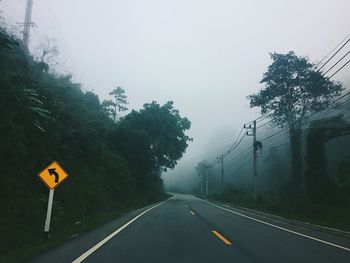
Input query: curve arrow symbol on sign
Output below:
<box><xmin>48</xmin><ymin>168</ymin><xmax>59</xmax><ymax>183</ymax></box>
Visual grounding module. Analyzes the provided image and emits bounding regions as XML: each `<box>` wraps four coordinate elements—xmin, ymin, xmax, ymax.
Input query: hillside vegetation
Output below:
<box><xmin>195</xmin><ymin>52</ymin><xmax>350</xmax><ymax>231</ymax></box>
<box><xmin>0</xmin><ymin>28</ymin><xmax>191</xmax><ymax>261</ymax></box>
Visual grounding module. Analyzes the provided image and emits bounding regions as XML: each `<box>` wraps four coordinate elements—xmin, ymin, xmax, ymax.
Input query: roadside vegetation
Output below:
<box><xmin>195</xmin><ymin>51</ymin><xmax>350</xmax><ymax>231</ymax></box>
<box><xmin>0</xmin><ymin>27</ymin><xmax>191</xmax><ymax>262</ymax></box>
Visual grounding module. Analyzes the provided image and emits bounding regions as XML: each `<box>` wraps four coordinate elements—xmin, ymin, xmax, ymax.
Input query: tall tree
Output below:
<box><xmin>248</xmin><ymin>51</ymin><xmax>343</xmax><ymax>189</ymax></box>
<box><xmin>109</xmin><ymin>101</ymin><xmax>192</xmax><ymax>176</ymax></box>
<box><xmin>102</xmin><ymin>86</ymin><xmax>128</xmax><ymax>122</ymax></box>
<box><xmin>36</xmin><ymin>38</ymin><xmax>59</xmax><ymax>64</ymax></box>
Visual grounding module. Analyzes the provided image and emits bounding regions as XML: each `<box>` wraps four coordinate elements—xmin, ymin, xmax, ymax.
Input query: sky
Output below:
<box><xmin>1</xmin><ymin>0</ymin><xmax>350</xmax><ymax>185</ymax></box>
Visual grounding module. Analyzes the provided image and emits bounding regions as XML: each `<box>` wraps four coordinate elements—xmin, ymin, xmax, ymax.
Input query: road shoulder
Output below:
<box><xmin>28</xmin><ymin>199</ymin><xmax>169</xmax><ymax>263</ymax></box>
<box><xmin>200</xmin><ymin>197</ymin><xmax>350</xmax><ymax>250</ymax></box>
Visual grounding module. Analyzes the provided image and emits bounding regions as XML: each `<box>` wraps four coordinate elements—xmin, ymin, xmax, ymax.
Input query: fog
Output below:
<box><xmin>2</xmin><ymin>0</ymin><xmax>349</xmax><ymax>191</ymax></box>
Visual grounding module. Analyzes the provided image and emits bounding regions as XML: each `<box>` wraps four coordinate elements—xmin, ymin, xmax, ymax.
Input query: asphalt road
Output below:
<box><xmin>68</xmin><ymin>194</ymin><xmax>350</xmax><ymax>263</ymax></box>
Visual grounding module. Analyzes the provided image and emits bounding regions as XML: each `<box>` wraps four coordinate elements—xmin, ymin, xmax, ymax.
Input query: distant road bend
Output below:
<box><xmin>34</xmin><ymin>194</ymin><xmax>350</xmax><ymax>263</ymax></box>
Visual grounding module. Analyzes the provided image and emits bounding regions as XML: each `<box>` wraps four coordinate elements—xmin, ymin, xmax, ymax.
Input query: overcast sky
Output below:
<box><xmin>1</xmin><ymin>0</ymin><xmax>349</xmax><ymax>181</ymax></box>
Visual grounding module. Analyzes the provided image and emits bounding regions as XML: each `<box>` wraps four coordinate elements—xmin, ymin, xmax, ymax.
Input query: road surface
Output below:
<box><xmin>66</xmin><ymin>194</ymin><xmax>349</xmax><ymax>263</ymax></box>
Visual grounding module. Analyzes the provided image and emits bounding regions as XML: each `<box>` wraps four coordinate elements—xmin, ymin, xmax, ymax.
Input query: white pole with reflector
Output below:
<box><xmin>44</xmin><ymin>189</ymin><xmax>55</xmax><ymax>233</ymax></box>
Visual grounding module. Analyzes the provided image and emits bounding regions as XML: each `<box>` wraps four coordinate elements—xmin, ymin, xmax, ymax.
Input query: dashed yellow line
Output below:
<box><xmin>212</xmin><ymin>230</ymin><xmax>232</xmax><ymax>245</ymax></box>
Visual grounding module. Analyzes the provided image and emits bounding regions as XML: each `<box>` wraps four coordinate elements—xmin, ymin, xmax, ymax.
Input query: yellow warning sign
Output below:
<box><xmin>38</xmin><ymin>161</ymin><xmax>68</xmax><ymax>189</ymax></box>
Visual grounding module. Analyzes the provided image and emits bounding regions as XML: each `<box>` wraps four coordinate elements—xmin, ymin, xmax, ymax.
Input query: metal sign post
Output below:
<box><xmin>44</xmin><ymin>189</ymin><xmax>55</xmax><ymax>233</ymax></box>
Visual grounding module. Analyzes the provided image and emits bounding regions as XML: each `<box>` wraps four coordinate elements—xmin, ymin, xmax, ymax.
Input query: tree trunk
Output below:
<box><xmin>114</xmin><ymin>105</ymin><xmax>117</xmax><ymax>122</ymax></box>
<box><xmin>304</xmin><ymin>129</ymin><xmax>330</xmax><ymax>202</ymax></box>
<box><xmin>289</xmin><ymin>128</ymin><xmax>303</xmax><ymax>189</ymax></box>
<box><xmin>303</xmin><ymin>116</ymin><xmax>350</xmax><ymax>203</ymax></box>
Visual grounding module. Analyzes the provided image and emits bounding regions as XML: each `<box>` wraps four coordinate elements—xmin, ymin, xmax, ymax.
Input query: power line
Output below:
<box><xmin>203</xmin><ymin>34</ymin><xmax>350</xmax><ymax>186</ymax></box>
<box><xmin>225</xmin><ymin>151</ymin><xmax>252</xmax><ymax>167</ymax></box>
<box><xmin>256</xmin><ymin>53</ymin><xmax>350</xmax><ymax>140</ymax></box>
<box><xmin>1</xmin><ymin>0</ymin><xmax>24</xmax><ymax>11</ymax></box>
<box><xmin>246</xmin><ymin>35</ymin><xmax>350</xmax><ymax>127</ymax></box>
<box><xmin>224</xmin><ymin>127</ymin><xmax>244</xmax><ymax>157</ymax></box>
<box><xmin>258</xmin><ymin>141</ymin><xmax>291</xmax><ymax>159</ymax></box>
<box><xmin>222</xmin><ymin>37</ymin><xmax>350</xmax><ymax>177</ymax></box>
<box><xmin>43</xmin><ymin>0</ymin><xmax>82</xmax><ymax>82</ymax></box>
<box><xmin>259</xmin><ymin>90</ymin><xmax>350</xmax><ymax>149</ymax></box>
<box><xmin>225</xmin><ymin>132</ymin><xmax>246</xmax><ymax>156</ymax></box>
<box><xmin>317</xmin><ymin>34</ymin><xmax>350</xmax><ymax>66</ymax></box>
<box><xmin>228</xmin><ymin>157</ymin><xmax>252</xmax><ymax>175</ymax></box>
<box><xmin>248</xmin><ymin>34</ymin><xmax>350</xmax><ymax>129</ymax></box>
<box><xmin>318</xmin><ymin>36</ymin><xmax>350</xmax><ymax>72</ymax></box>
<box><xmin>328</xmin><ymin>58</ymin><xmax>350</xmax><ymax>79</ymax></box>
<box><xmin>256</xmin><ymin>119</ymin><xmax>274</xmax><ymax>129</ymax></box>
<box><xmin>323</xmin><ymin>50</ymin><xmax>350</xmax><ymax>76</ymax></box>
<box><xmin>32</xmin><ymin>25</ymin><xmax>41</xmax><ymax>43</ymax></box>
<box><xmin>224</xmin><ymin>145</ymin><xmax>253</xmax><ymax>167</ymax></box>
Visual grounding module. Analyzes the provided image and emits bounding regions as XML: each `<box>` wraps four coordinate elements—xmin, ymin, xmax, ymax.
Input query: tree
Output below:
<box><xmin>304</xmin><ymin>115</ymin><xmax>350</xmax><ymax>203</ymax></box>
<box><xmin>102</xmin><ymin>86</ymin><xmax>128</xmax><ymax>122</ymax></box>
<box><xmin>0</xmin><ymin>29</ymin><xmax>50</xmax><ymax>132</ymax></box>
<box><xmin>261</xmin><ymin>146</ymin><xmax>288</xmax><ymax>191</ymax></box>
<box><xmin>35</xmin><ymin>37</ymin><xmax>59</xmax><ymax>72</ymax></box>
<box><xmin>248</xmin><ymin>51</ymin><xmax>343</xmax><ymax>189</ymax></box>
<box><xmin>101</xmin><ymin>99</ymin><xmax>116</xmax><ymax>121</ymax></box>
<box><xmin>110</xmin><ymin>101</ymin><xmax>192</xmax><ymax>175</ymax></box>
<box><xmin>0</xmin><ymin>26</ymin><xmax>190</xmax><ymax>256</ymax></box>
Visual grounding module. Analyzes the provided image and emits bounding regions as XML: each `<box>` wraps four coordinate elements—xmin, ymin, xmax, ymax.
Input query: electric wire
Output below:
<box><xmin>223</xmin><ymin>41</ymin><xmax>350</xmax><ymax>172</ymax></box>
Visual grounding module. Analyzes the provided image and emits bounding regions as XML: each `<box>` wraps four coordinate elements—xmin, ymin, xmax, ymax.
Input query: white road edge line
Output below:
<box><xmin>207</xmin><ymin>201</ymin><xmax>350</xmax><ymax>252</ymax></box>
<box><xmin>72</xmin><ymin>198</ymin><xmax>171</xmax><ymax>263</ymax></box>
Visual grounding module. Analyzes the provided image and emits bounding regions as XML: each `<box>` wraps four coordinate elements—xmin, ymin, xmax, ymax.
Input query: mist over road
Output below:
<box><xmin>65</xmin><ymin>194</ymin><xmax>350</xmax><ymax>263</ymax></box>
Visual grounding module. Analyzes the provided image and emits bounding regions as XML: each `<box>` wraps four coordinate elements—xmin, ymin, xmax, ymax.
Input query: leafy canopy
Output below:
<box><xmin>111</xmin><ymin>101</ymin><xmax>192</xmax><ymax>172</ymax></box>
<box><xmin>248</xmin><ymin>51</ymin><xmax>343</xmax><ymax>128</ymax></box>
<box><xmin>102</xmin><ymin>86</ymin><xmax>129</xmax><ymax>122</ymax></box>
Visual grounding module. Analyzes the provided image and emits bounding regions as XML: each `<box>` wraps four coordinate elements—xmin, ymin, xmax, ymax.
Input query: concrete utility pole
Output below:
<box><xmin>22</xmin><ymin>0</ymin><xmax>34</xmax><ymax>50</ymax></box>
<box><xmin>200</xmin><ymin>169</ymin><xmax>203</xmax><ymax>194</ymax></box>
<box><xmin>198</xmin><ymin>161</ymin><xmax>213</xmax><ymax>196</ymax></box>
<box><xmin>253</xmin><ymin>120</ymin><xmax>257</xmax><ymax>201</ymax></box>
<box><xmin>217</xmin><ymin>155</ymin><xmax>224</xmax><ymax>188</ymax></box>
<box><xmin>206</xmin><ymin>168</ymin><xmax>209</xmax><ymax>196</ymax></box>
<box><xmin>244</xmin><ymin>120</ymin><xmax>258</xmax><ymax>201</ymax></box>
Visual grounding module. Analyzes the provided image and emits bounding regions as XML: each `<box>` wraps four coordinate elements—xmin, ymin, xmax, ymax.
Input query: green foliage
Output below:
<box><xmin>0</xmin><ymin>28</ymin><xmax>190</xmax><ymax>260</ymax></box>
<box><xmin>212</xmin><ymin>184</ymin><xmax>350</xmax><ymax>231</ymax></box>
<box><xmin>260</xmin><ymin>147</ymin><xmax>289</xmax><ymax>191</ymax></box>
<box><xmin>110</xmin><ymin>87</ymin><xmax>128</xmax><ymax>111</ymax></box>
<box><xmin>248</xmin><ymin>51</ymin><xmax>343</xmax><ymax>127</ymax></box>
<box><xmin>195</xmin><ymin>160</ymin><xmax>211</xmax><ymax>172</ymax></box>
<box><xmin>337</xmin><ymin>159</ymin><xmax>350</xmax><ymax>200</ymax></box>
<box><xmin>213</xmin><ymin>184</ymin><xmax>256</xmax><ymax>204</ymax></box>
<box><xmin>110</xmin><ymin>101</ymin><xmax>192</xmax><ymax>174</ymax></box>
<box><xmin>102</xmin><ymin>86</ymin><xmax>129</xmax><ymax>122</ymax></box>
<box><xmin>248</xmin><ymin>51</ymin><xmax>343</xmax><ymax>187</ymax></box>
<box><xmin>304</xmin><ymin>115</ymin><xmax>350</xmax><ymax>203</ymax></box>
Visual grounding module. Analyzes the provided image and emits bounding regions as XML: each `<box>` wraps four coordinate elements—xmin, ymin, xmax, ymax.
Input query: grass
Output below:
<box><xmin>229</xmin><ymin>200</ymin><xmax>349</xmax><ymax>231</ymax></box>
<box><xmin>0</xmin><ymin>209</ymin><xmax>126</xmax><ymax>263</ymax></box>
<box><xmin>208</xmin><ymin>189</ymin><xmax>350</xmax><ymax>232</ymax></box>
<box><xmin>0</xmin><ymin>195</ymin><xmax>170</xmax><ymax>263</ymax></box>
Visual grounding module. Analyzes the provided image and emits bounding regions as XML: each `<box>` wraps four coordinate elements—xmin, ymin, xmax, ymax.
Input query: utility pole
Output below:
<box><xmin>217</xmin><ymin>155</ymin><xmax>224</xmax><ymax>188</ymax></box>
<box><xmin>253</xmin><ymin>120</ymin><xmax>257</xmax><ymax>201</ymax></box>
<box><xmin>200</xmin><ymin>168</ymin><xmax>203</xmax><ymax>194</ymax></box>
<box><xmin>198</xmin><ymin>161</ymin><xmax>213</xmax><ymax>196</ymax></box>
<box><xmin>22</xmin><ymin>0</ymin><xmax>34</xmax><ymax>50</ymax></box>
<box><xmin>206</xmin><ymin>167</ymin><xmax>209</xmax><ymax>196</ymax></box>
<box><xmin>244</xmin><ymin>120</ymin><xmax>258</xmax><ymax>201</ymax></box>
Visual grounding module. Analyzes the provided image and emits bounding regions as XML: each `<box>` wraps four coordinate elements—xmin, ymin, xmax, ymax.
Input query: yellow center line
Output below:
<box><xmin>212</xmin><ymin>230</ymin><xmax>232</xmax><ymax>245</ymax></box>
<box><xmin>190</xmin><ymin>211</ymin><xmax>195</xmax><ymax>215</ymax></box>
